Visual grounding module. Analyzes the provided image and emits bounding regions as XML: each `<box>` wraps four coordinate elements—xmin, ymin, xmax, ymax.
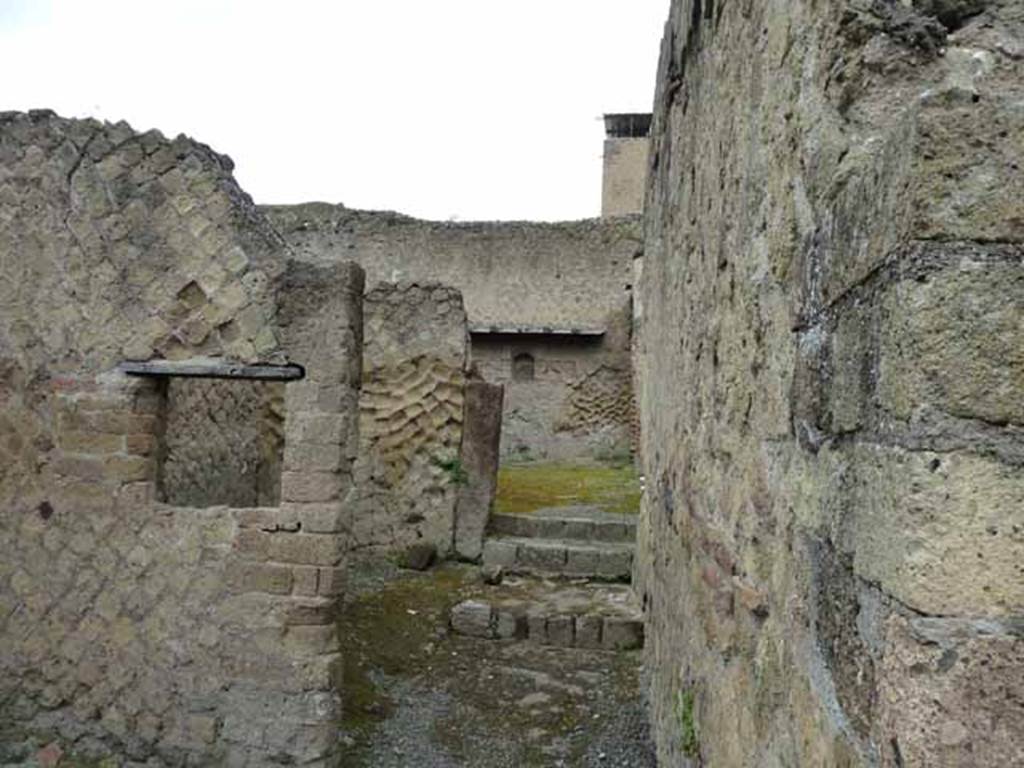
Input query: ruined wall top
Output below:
<box><xmin>0</xmin><ymin>110</ymin><xmax>291</xmax><ymax>378</ymax></box>
<box><xmin>263</xmin><ymin>203</ymin><xmax>642</xmax><ymax>329</ymax></box>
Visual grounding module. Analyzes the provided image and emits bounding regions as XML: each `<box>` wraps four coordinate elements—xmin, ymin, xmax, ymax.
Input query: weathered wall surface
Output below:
<box><xmin>263</xmin><ymin>205</ymin><xmax>639</xmax><ymax>329</ymax></box>
<box><xmin>264</xmin><ymin>204</ymin><xmax>641</xmax><ymax>461</ymax></box>
<box><xmin>161</xmin><ymin>378</ymin><xmax>284</xmax><ymax>507</ymax></box>
<box><xmin>453</xmin><ymin>379</ymin><xmax>504</xmax><ymax>561</ymax></box>
<box><xmin>471</xmin><ymin>306</ymin><xmax>635</xmax><ymax>461</ymax></box>
<box><xmin>0</xmin><ymin>111</ymin><xmax>363</xmax><ymax>765</ymax></box>
<box><xmin>602</xmin><ymin>136</ymin><xmax>649</xmax><ymax>216</ymax></box>
<box><xmin>635</xmin><ymin>3</ymin><xmax>1024</xmax><ymax>767</ymax></box>
<box><xmin>351</xmin><ymin>283</ymin><xmax>468</xmax><ymax>554</ymax></box>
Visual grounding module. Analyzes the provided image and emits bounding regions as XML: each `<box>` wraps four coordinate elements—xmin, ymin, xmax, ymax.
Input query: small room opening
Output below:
<box><xmin>121</xmin><ymin>360</ymin><xmax>302</xmax><ymax>509</ymax></box>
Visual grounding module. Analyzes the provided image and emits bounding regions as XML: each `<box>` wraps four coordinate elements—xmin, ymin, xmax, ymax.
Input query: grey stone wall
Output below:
<box><xmin>635</xmin><ymin>2</ymin><xmax>1023</xmax><ymax>767</ymax></box>
<box><xmin>471</xmin><ymin>305</ymin><xmax>634</xmax><ymax>461</ymax></box>
<box><xmin>264</xmin><ymin>203</ymin><xmax>641</xmax><ymax>461</ymax></box>
<box><xmin>161</xmin><ymin>378</ymin><xmax>284</xmax><ymax>508</ymax></box>
<box><xmin>0</xmin><ymin>111</ymin><xmax>364</xmax><ymax>765</ymax></box>
<box><xmin>352</xmin><ymin>283</ymin><xmax>468</xmax><ymax>554</ymax></box>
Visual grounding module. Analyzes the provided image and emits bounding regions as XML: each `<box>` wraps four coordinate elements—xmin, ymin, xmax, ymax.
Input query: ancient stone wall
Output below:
<box><xmin>0</xmin><ymin>111</ymin><xmax>364</xmax><ymax>765</ymax></box>
<box><xmin>161</xmin><ymin>378</ymin><xmax>284</xmax><ymax>507</ymax></box>
<box><xmin>264</xmin><ymin>204</ymin><xmax>641</xmax><ymax>461</ymax></box>
<box><xmin>635</xmin><ymin>2</ymin><xmax>1023</xmax><ymax>767</ymax></box>
<box><xmin>470</xmin><ymin>306</ymin><xmax>635</xmax><ymax>461</ymax></box>
<box><xmin>351</xmin><ymin>283</ymin><xmax>468</xmax><ymax>554</ymax></box>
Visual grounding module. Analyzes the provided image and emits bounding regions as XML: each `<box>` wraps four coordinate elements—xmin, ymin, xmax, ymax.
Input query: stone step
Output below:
<box><xmin>489</xmin><ymin>510</ymin><xmax>637</xmax><ymax>544</ymax></box>
<box><xmin>450</xmin><ymin>595</ymin><xmax>644</xmax><ymax>650</ymax></box>
<box><xmin>482</xmin><ymin>536</ymin><xmax>634</xmax><ymax>581</ymax></box>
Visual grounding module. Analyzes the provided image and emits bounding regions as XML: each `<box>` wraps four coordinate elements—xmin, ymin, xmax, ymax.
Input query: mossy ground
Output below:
<box><xmin>494</xmin><ymin>460</ymin><xmax>641</xmax><ymax>516</ymax></box>
<box><xmin>339</xmin><ymin>563</ymin><xmax>478</xmax><ymax>737</ymax></box>
<box><xmin>338</xmin><ymin>561</ymin><xmax>652</xmax><ymax>767</ymax></box>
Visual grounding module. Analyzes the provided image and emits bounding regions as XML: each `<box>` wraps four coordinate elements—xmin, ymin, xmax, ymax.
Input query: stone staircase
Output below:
<box><xmin>481</xmin><ymin>505</ymin><xmax>637</xmax><ymax>582</ymax></box>
<box><xmin>455</xmin><ymin>505</ymin><xmax>644</xmax><ymax>649</ymax></box>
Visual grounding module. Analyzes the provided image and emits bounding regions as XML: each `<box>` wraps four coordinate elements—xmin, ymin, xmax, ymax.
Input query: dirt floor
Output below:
<box><xmin>339</xmin><ymin>559</ymin><xmax>656</xmax><ymax>768</ymax></box>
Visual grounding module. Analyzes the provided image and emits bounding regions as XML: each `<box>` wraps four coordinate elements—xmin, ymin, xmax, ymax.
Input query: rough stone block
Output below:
<box><xmin>453</xmin><ymin>380</ymin><xmax>503</xmax><ymax>561</ymax></box>
<box><xmin>561</xmin><ymin>518</ymin><xmax>593</xmax><ymax>540</ymax></box>
<box><xmin>58</xmin><ymin>431</ymin><xmax>123</xmax><ymax>454</ymax></box>
<box><xmin>451</xmin><ymin>600</ymin><xmax>494</xmax><ymax>638</ymax></box>
<box><xmin>565</xmin><ymin>545</ymin><xmax>632</xmax><ymax>580</ymax></box>
<box><xmin>227</xmin><ymin>561</ymin><xmax>292</xmax><ymax>595</ymax></box>
<box><xmin>575</xmin><ymin>614</ymin><xmax>604</xmax><ymax>649</ymax></box>
<box><xmin>592</xmin><ymin>520</ymin><xmax>636</xmax><ymax>543</ymax></box>
<box><xmin>494</xmin><ymin>606</ymin><xmax>527</xmax><ymax>639</ymax></box>
<box><xmin>482</xmin><ymin>539</ymin><xmax>519</xmax><ymax>568</ymax></box>
<box><xmin>124</xmin><ymin>433</ymin><xmax>157</xmax><ymax>456</ymax></box>
<box><xmin>877</xmin><ymin>614</ymin><xmax>1024</xmax><ymax>768</ymax></box>
<box><xmin>284</xmin><ymin>442</ymin><xmax>344</xmax><ymax>473</ymax></box>
<box><xmin>518</xmin><ymin>541</ymin><xmax>567</xmax><ymax>572</ymax></box>
<box><xmin>846</xmin><ymin>445</ymin><xmax>1024</xmax><ymax>617</ymax></box>
<box><xmin>526</xmin><ymin>611</ymin><xmax>547</xmax><ymax>644</ymax></box>
<box><xmin>877</xmin><ymin>253</ymin><xmax>1024</xmax><ymax>426</ymax></box>
<box><xmin>594</xmin><ymin>549</ymin><xmax>633</xmax><ymax>580</ymax></box>
<box><xmin>281</xmin><ymin>471</ymin><xmax>342</xmax><ymax>504</ymax></box>
<box><xmin>489</xmin><ymin>513</ymin><xmax>531</xmax><ymax>538</ymax></box>
<box><xmin>399</xmin><ymin>542</ymin><xmax>437</xmax><ymax>571</ymax></box>
<box><xmin>285</xmin><ymin>413</ymin><xmax>351</xmax><ymax>445</ymax></box>
<box><xmin>602</xmin><ymin>616</ymin><xmax>643</xmax><ymax>651</ymax></box>
<box><xmin>284</xmin><ymin>624</ymin><xmax>339</xmax><ymax>655</ymax></box>
<box><xmin>292</xmin><ymin>566</ymin><xmax>319</xmax><ymax>596</ymax></box>
<box><xmin>236</xmin><ymin>530</ymin><xmax>342</xmax><ymax>567</ymax></box>
<box><xmin>285</xmin><ymin>598</ymin><xmax>338</xmax><ymax>626</ymax></box>
<box><xmin>283</xmin><ymin>503</ymin><xmax>347</xmax><ymax>534</ymax></box>
<box><xmin>317</xmin><ymin>566</ymin><xmax>346</xmax><ymax>597</ymax></box>
<box><xmin>546</xmin><ymin>614</ymin><xmax>575</xmax><ymax>647</ymax></box>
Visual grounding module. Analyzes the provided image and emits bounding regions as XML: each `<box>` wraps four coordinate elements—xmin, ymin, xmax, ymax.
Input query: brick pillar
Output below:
<box><xmin>230</xmin><ymin>261</ymin><xmax>364</xmax><ymax>763</ymax></box>
<box><xmin>270</xmin><ymin>264</ymin><xmax>362</xmax><ymax>765</ymax></box>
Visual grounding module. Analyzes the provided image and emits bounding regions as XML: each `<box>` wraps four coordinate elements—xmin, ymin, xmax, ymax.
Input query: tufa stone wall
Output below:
<box><xmin>161</xmin><ymin>378</ymin><xmax>284</xmax><ymax>508</ymax></box>
<box><xmin>635</xmin><ymin>2</ymin><xmax>1023</xmax><ymax>767</ymax></box>
<box><xmin>264</xmin><ymin>203</ymin><xmax>641</xmax><ymax>461</ymax></box>
<box><xmin>263</xmin><ymin>204</ymin><xmax>639</xmax><ymax>329</ymax></box>
<box><xmin>351</xmin><ymin>283</ymin><xmax>468</xmax><ymax>555</ymax></box>
<box><xmin>0</xmin><ymin>111</ymin><xmax>365</xmax><ymax>765</ymax></box>
<box><xmin>470</xmin><ymin>308</ymin><xmax>635</xmax><ymax>461</ymax></box>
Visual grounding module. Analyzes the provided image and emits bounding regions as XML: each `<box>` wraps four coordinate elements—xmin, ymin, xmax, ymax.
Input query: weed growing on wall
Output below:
<box><xmin>676</xmin><ymin>687</ymin><xmax>699</xmax><ymax>759</ymax></box>
<box><xmin>432</xmin><ymin>455</ymin><xmax>469</xmax><ymax>486</ymax></box>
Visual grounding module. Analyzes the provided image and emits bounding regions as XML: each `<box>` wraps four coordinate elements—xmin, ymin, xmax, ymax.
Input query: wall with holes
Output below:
<box><xmin>351</xmin><ymin>283</ymin><xmax>469</xmax><ymax>554</ymax></box>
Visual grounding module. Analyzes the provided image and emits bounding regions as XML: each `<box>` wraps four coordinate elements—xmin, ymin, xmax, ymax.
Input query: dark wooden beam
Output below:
<box><xmin>119</xmin><ymin>360</ymin><xmax>304</xmax><ymax>381</ymax></box>
<box><xmin>468</xmin><ymin>324</ymin><xmax>605</xmax><ymax>337</ymax></box>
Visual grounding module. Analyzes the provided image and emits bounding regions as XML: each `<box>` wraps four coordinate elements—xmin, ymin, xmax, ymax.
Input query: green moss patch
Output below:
<box><xmin>494</xmin><ymin>461</ymin><xmax>641</xmax><ymax>516</ymax></box>
<box><xmin>339</xmin><ymin>564</ymin><xmax>477</xmax><ymax>737</ymax></box>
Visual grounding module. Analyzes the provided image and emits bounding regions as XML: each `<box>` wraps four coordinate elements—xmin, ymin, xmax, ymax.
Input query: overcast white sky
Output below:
<box><xmin>0</xmin><ymin>1</ymin><xmax>667</xmax><ymax>221</ymax></box>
